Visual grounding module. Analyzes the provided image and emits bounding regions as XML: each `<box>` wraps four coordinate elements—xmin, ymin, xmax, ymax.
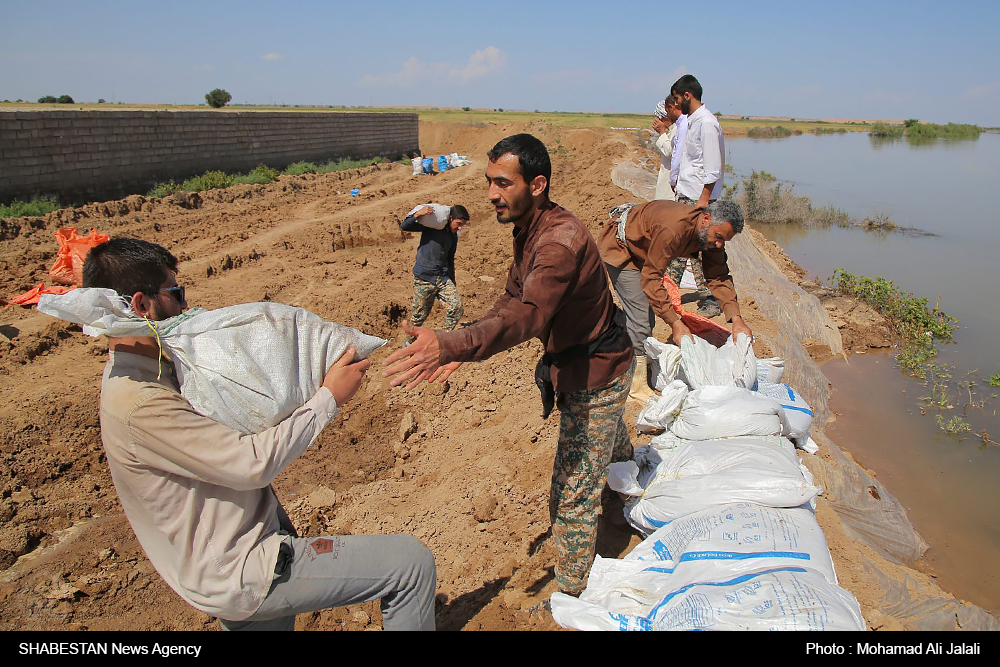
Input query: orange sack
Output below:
<box><xmin>8</xmin><ymin>283</ymin><xmax>73</xmax><ymax>307</ymax></box>
<box><xmin>50</xmin><ymin>227</ymin><xmax>109</xmax><ymax>286</ymax></box>
<box><xmin>662</xmin><ymin>274</ymin><xmax>732</xmax><ymax>346</ymax></box>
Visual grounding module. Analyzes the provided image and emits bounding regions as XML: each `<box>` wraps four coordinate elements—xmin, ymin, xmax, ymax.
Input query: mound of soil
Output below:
<box><xmin>0</xmin><ymin>120</ymin><xmax>943</xmax><ymax>631</ymax></box>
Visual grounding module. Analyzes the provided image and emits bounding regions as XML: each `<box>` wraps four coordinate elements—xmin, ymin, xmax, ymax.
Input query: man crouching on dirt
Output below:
<box><xmin>82</xmin><ymin>238</ymin><xmax>436</xmax><ymax>631</ymax></box>
<box><xmin>382</xmin><ymin>134</ymin><xmax>635</xmax><ymax>598</ymax></box>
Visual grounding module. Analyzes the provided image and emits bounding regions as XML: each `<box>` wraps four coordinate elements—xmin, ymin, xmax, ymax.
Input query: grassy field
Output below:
<box><xmin>2</xmin><ymin>102</ymin><xmax>875</xmax><ymax>134</ymax></box>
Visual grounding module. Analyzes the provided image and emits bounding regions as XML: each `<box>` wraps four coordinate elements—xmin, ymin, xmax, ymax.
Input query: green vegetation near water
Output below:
<box><xmin>870</xmin><ymin>118</ymin><xmax>980</xmax><ymax>141</ymax></box>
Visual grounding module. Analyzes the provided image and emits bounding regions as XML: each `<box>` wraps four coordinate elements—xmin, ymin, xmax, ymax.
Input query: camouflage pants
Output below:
<box><xmin>669</xmin><ymin>195</ymin><xmax>711</xmax><ymax>292</ymax></box>
<box><xmin>549</xmin><ymin>357</ymin><xmax>634</xmax><ymax>595</ymax></box>
<box><xmin>407</xmin><ymin>276</ymin><xmax>463</xmax><ymax>342</ymax></box>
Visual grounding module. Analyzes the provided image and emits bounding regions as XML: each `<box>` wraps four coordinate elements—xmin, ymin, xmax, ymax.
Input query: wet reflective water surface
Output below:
<box><xmin>727</xmin><ymin>132</ymin><xmax>1000</xmax><ymax>614</ymax></box>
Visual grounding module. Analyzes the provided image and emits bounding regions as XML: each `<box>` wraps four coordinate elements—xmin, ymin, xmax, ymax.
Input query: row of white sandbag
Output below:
<box><xmin>638</xmin><ymin>335</ymin><xmax>814</xmax><ymax>445</ymax></box>
<box><xmin>551</xmin><ymin>501</ymin><xmax>866</xmax><ymax>631</ymax></box>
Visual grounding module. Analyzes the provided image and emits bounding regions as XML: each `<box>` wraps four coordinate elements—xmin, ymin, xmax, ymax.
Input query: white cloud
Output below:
<box><xmin>261</xmin><ymin>53</ymin><xmax>286</xmax><ymax>62</ymax></box>
<box><xmin>360</xmin><ymin>46</ymin><xmax>506</xmax><ymax>87</ymax></box>
<box><xmin>962</xmin><ymin>80</ymin><xmax>1000</xmax><ymax>100</ymax></box>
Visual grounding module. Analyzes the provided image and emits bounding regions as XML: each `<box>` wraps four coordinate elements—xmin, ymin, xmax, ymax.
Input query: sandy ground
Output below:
<box><xmin>0</xmin><ymin>119</ymin><xmax>952</xmax><ymax>631</ymax></box>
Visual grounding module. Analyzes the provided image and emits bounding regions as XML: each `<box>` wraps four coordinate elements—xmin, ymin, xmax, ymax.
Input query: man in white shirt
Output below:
<box><xmin>669</xmin><ymin>75</ymin><xmax>726</xmax><ymax>317</ymax></box>
<box><xmin>667</xmin><ymin>95</ymin><xmax>688</xmax><ymax>198</ymax></box>
<box><xmin>83</xmin><ymin>238</ymin><xmax>436</xmax><ymax>631</ymax></box>
<box><xmin>652</xmin><ymin>99</ymin><xmax>676</xmax><ymax>201</ymax></box>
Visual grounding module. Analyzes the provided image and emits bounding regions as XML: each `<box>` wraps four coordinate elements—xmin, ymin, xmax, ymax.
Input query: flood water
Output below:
<box><xmin>726</xmin><ymin>131</ymin><xmax>1000</xmax><ymax>615</ymax></box>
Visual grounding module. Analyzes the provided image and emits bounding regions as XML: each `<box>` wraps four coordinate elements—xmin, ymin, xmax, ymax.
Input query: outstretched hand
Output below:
<box><xmin>322</xmin><ymin>347</ymin><xmax>371</xmax><ymax>406</ymax></box>
<box><xmin>381</xmin><ymin>321</ymin><xmax>443</xmax><ymax>390</ymax></box>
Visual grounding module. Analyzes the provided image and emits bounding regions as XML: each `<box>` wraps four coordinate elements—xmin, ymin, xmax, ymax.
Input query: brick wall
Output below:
<box><xmin>0</xmin><ymin>110</ymin><xmax>419</xmax><ymax>204</ymax></box>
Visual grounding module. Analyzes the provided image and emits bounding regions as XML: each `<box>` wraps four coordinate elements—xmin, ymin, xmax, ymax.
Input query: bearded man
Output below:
<box><xmin>597</xmin><ymin>199</ymin><xmax>752</xmax><ymax>400</ymax></box>
<box><xmin>383</xmin><ymin>133</ymin><xmax>634</xmax><ymax>599</ymax></box>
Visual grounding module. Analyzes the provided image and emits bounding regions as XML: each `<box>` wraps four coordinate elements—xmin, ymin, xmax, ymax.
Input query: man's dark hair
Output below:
<box><xmin>82</xmin><ymin>237</ymin><xmax>179</xmax><ymax>298</ymax></box>
<box><xmin>706</xmin><ymin>200</ymin><xmax>745</xmax><ymax>234</ymax></box>
<box><xmin>487</xmin><ymin>133</ymin><xmax>551</xmax><ymax>196</ymax></box>
<box><xmin>671</xmin><ymin>74</ymin><xmax>703</xmax><ymax>101</ymax></box>
<box><xmin>449</xmin><ymin>204</ymin><xmax>470</xmax><ymax>220</ymax></box>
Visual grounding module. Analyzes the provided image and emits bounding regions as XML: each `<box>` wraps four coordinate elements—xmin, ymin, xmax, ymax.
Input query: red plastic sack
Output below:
<box><xmin>662</xmin><ymin>275</ymin><xmax>731</xmax><ymax>345</ymax></box>
<box><xmin>7</xmin><ymin>283</ymin><xmax>73</xmax><ymax>307</ymax></box>
<box><xmin>50</xmin><ymin>227</ymin><xmax>109</xmax><ymax>286</ymax></box>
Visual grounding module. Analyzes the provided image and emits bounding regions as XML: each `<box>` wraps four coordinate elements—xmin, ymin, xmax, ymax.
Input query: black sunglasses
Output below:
<box><xmin>158</xmin><ymin>285</ymin><xmax>186</xmax><ymax>303</ymax></box>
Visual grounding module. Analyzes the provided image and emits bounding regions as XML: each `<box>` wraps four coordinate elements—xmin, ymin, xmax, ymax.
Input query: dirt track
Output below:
<box><xmin>0</xmin><ymin>119</ymin><xmax>933</xmax><ymax>631</ymax></box>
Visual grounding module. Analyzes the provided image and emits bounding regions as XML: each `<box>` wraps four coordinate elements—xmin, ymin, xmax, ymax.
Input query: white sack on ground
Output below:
<box><xmin>405</xmin><ymin>202</ymin><xmax>452</xmax><ymax>229</ymax></box>
<box><xmin>39</xmin><ymin>288</ymin><xmax>386</xmax><ymax>434</ymax></box>
<box><xmin>679</xmin><ymin>332</ymin><xmax>757</xmax><ymax>389</ymax></box>
<box><xmin>607</xmin><ymin>438</ymin><xmax>821</xmax><ymax>535</ymax></box>
<box><xmin>648</xmin><ymin>431</ymin><xmax>790</xmax><ymax>453</ymax></box>
<box><xmin>550</xmin><ymin>561</ymin><xmax>865</xmax><ymax>631</ymax></box>
<box><xmin>753</xmin><ymin>379</ymin><xmax>814</xmax><ymax>439</ymax></box>
<box><xmin>636</xmin><ymin>380</ymin><xmax>688</xmax><ymax>433</ymax></box>
<box><xmin>756</xmin><ymin>356</ymin><xmax>785</xmax><ymax>384</ymax></box>
<box><xmin>643</xmin><ymin>336</ymin><xmax>681</xmax><ymax>391</ymax></box>
<box><xmin>411</xmin><ymin>156</ymin><xmax>423</xmax><ymax>176</ymax></box>
<box><xmin>670</xmin><ymin>386</ymin><xmax>790</xmax><ymax>440</ymax></box>
<box><xmin>624</xmin><ymin>502</ymin><xmax>838</xmax><ymax>585</ymax></box>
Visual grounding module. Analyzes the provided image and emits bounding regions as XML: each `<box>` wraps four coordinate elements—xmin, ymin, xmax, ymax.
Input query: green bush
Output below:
<box><xmin>0</xmin><ymin>195</ymin><xmax>62</xmax><ymax>218</ymax></box>
<box><xmin>232</xmin><ymin>164</ymin><xmax>279</xmax><ymax>185</ymax></box>
<box><xmin>37</xmin><ymin>95</ymin><xmax>58</xmax><ymax>103</ymax></box>
<box><xmin>282</xmin><ymin>161</ymin><xmax>319</xmax><ymax>175</ymax></box>
<box><xmin>57</xmin><ymin>94</ymin><xmax>74</xmax><ymax>104</ymax></box>
<box><xmin>180</xmin><ymin>170</ymin><xmax>233</xmax><ymax>191</ymax></box>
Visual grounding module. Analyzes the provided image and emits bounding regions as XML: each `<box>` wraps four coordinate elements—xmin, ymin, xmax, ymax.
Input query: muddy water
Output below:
<box><xmin>822</xmin><ymin>352</ymin><xmax>1000</xmax><ymax>614</ymax></box>
<box><xmin>725</xmin><ymin>132</ymin><xmax>1000</xmax><ymax>616</ymax></box>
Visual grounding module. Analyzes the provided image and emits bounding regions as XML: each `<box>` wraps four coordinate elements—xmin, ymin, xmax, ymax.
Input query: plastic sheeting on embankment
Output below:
<box><xmin>599</xmin><ymin>158</ymin><xmax>999</xmax><ymax>631</ymax></box>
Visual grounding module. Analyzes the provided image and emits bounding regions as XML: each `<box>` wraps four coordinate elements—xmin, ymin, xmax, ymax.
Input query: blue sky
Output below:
<box><xmin>2</xmin><ymin>0</ymin><xmax>998</xmax><ymax>125</ymax></box>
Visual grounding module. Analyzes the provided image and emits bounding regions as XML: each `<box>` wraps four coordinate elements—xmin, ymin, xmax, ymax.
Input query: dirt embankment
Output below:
<box><xmin>0</xmin><ymin>120</ymin><xmax>959</xmax><ymax>631</ymax></box>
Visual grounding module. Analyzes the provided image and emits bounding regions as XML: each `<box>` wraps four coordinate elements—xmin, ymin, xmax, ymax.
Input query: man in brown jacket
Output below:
<box><xmin>597</xmin><ymin>199</ymin><xmax>752</xmax><ymax>400</ymax></box>
<box><xmin>383</xmin><ymin>134</ymin><xmax>635</xmax><ymax>597</ymax></box>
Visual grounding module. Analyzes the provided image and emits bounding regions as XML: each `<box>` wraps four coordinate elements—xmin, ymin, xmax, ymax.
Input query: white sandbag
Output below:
<box><xmin>411</xmin><ymin>156</ymin><xmax>423</xmax><ymax>176</ymax></box>
<box><xmin>39</xmin><ymin>288</ymin><xmax>386</xmax><ymax>434</ymax></box>
<box><xmin>636</xmin><ymin>380</ymin><xmax>688</xmax><ymax>433</ymax></box>
<box><xmin>754</xmin><ymin>379</ymin><xmax>814</xmax><ymax>439</ymax></box>
<box><xmin>648</xmin><ymin>431</ymin><xmax>789</xmax><ymax>453</ymax></box>
<box><xmin>756</xmin><ymin>357</ymin><xmax>784</xmax><ymax>384</ymax></box>
<box><xmin>405</xmin><ymin>202</ymin><xmax>451</xmax><ymax>230</ymax></box>
<box><xmin>551</xmin><ymin>562</ymin><xmax>865</xmax><ymax>631</ymax></box>
<box><xmin>670</xmin><ymin>386</ymin><xmax>790</xmax><ymax>440</ymax></box>
<box><xmin>608</xmin><ymin>438</ymin><xmax>821</xmax><ymax>535</ymax></box>
<box><xmin>624</xmin><ymin>502</ymin><xmax>838</xmax><ymax>585</ymax></box>
<box><xmin>679</xmin><ymin>332</ymin><xmax>757</xmax><ymax>389</ymax></box>
<box><xmin>642</xmin><ymin>336</ymin><xmax>681</xmax><ymax>391</ymax></box>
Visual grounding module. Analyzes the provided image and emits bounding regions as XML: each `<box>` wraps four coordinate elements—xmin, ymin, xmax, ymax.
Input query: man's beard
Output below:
<box><xmin>680</xmin><ymin>98</ymin><xmax>692</xmax><ymax>115</ymax></box>
<box><xmin>495</xmin><ymin>189</ymin><xmax>533</xmax><ymax>225</ymax></box>
<box><xmin>696</xmin><ymin>224</ymin><xmax>709</xmax><ymax>250</ymax></box>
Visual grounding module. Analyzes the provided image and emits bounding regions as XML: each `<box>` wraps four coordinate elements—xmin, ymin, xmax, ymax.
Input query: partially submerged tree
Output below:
<box><xmin>205</xmin><ymin>88</ymin><xmax>233</xmax><ymax>108</ymax></box>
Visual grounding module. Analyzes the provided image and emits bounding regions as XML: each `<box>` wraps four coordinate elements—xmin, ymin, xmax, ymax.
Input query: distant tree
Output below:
<box><xmin>38</xmin><ymin>95</ymin><xmax>58</xmax><ymax>103</ymax></box>
<box><xmin>463</xmin><ymin>106</ymin><xmax>471</xmax><ymax>112</ymax></box>
<box><xmin>205</xmin><ymin>88</ymin><xmax>232</xmax><ymax>108</ymax></box>
<box><xmin>57</xmin><ymin>94</ymin><xmax>74</xmax><ymax>104</ymax></box>
<box><xmin>716</xmin><ymin>111</ymin><xmax>723</xmax><ymax>118</ymax></box>
<box><xmin>98</xmin><ymin>98</ymin><xmax>106</xmax><ymax>104</ymax></box>
<box><xmin>904</xmin><ymin>118</ymin><xmax>920</xmax><ymax>128</ymax></box>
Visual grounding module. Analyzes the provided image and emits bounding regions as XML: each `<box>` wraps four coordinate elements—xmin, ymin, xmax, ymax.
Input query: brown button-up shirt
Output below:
<box><xmin>597</xmin><ymin>199</ymin><xmax>741</xmax><ymax>325</ymax></box>
<box><xmin>437</xmin><ymin>201</ymin><xmax>632</xmax><ymax>393</ymax></box>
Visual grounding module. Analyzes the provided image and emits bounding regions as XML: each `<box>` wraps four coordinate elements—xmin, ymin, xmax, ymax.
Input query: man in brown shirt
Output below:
<box><xmin>383</xmin><ymin>134</ymin><xmax>635</xmax><ymax>597</ymax></box>
<box><xmin>597</xmin><ymin>199</ymin><xmax>752</xmax><ymax>399</ymax></box>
